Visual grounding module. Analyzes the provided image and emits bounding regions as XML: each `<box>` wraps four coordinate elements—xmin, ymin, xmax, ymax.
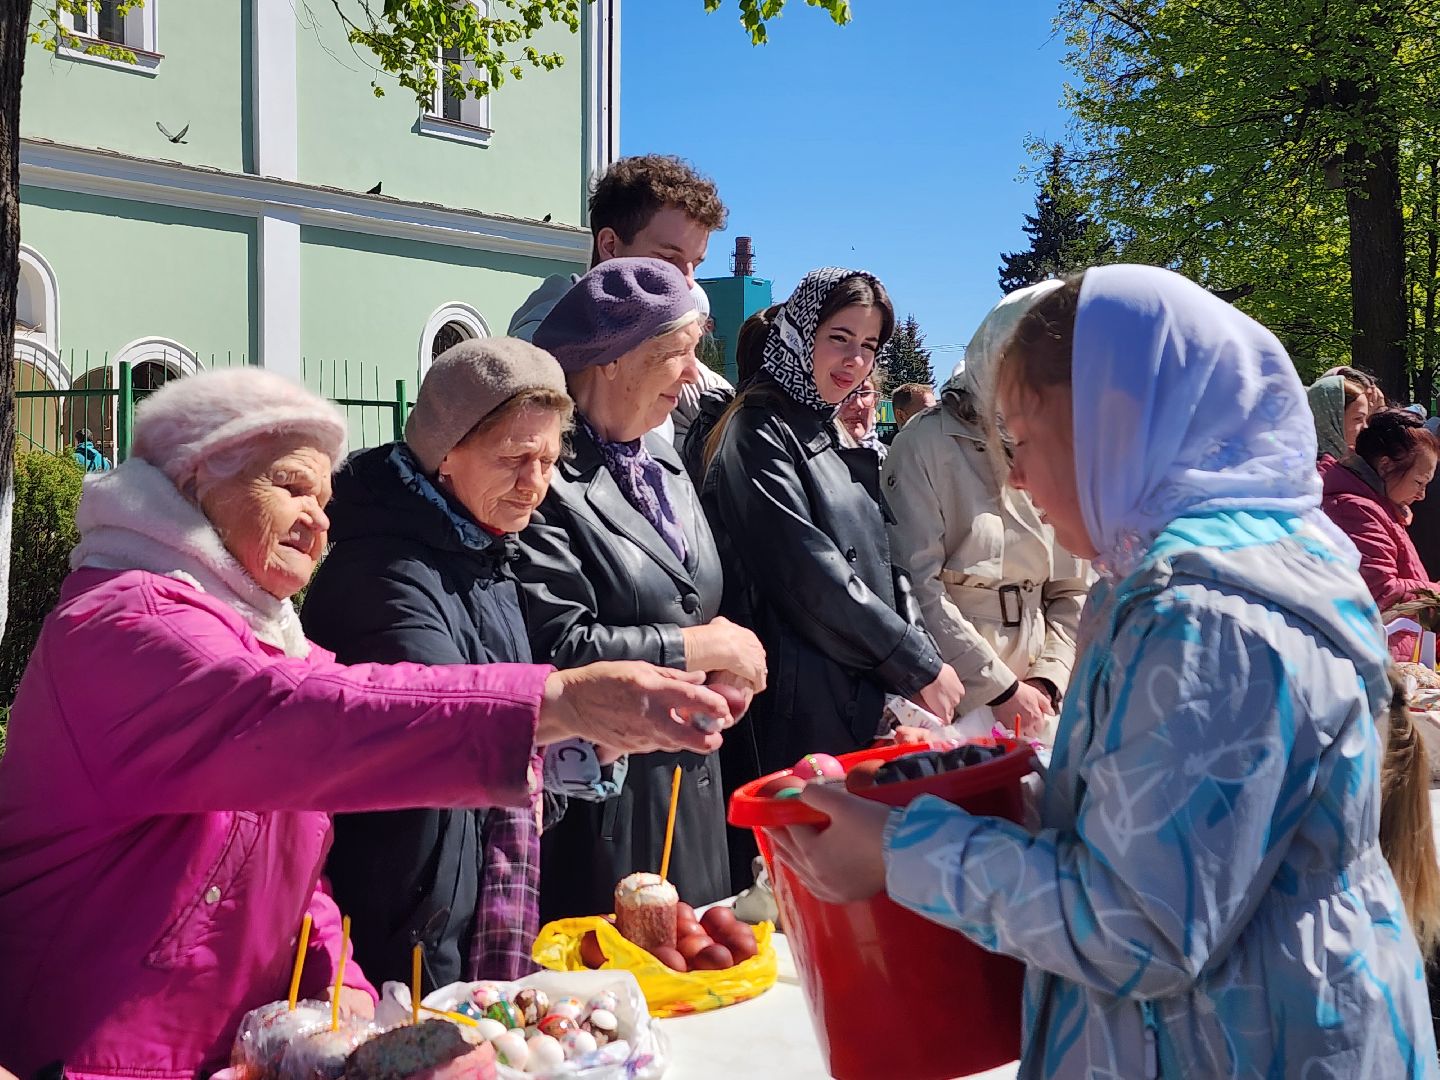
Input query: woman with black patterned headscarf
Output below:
<box><xmin>701</xmin><ymin>267</ymin><xmax>961</xmax><ymax>886</ymax></box>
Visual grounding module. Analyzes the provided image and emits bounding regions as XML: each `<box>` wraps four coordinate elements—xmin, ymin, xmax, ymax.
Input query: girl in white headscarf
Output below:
<box><xmin>771</xmin><ymin>266</ymin><xmax>1435</xmax><ymax>1078</ymax></box>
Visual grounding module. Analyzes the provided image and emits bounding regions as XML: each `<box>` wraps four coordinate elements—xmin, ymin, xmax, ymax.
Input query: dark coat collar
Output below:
<box><xmin>561</xmin><ymin>420</ymin><xmax>700</xmax><ymax>585</ymax></box>
<box><xmin>747</xmin><ymin>374</ymin><xmax>838</xmax><ymax>458</ymax></box>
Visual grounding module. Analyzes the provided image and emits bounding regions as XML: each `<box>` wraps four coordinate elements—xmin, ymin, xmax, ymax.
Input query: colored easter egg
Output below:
<box><xmin>485</xmin><ymin>1001</ymin><xmax>522</xmax><ymax>1030</ymax></box>
<box><xmin>583</xmin><ymin>1008</ymin><xmax>619</xmax><ymax>1047</ymax></box>
<box><xmin>548</xmin><ymin>997</ymin><xmax>584</xmax><ymax>1022</ymax></box>
<box><xmin>513</xmin><ymin>989</ymin><xmax>549</xmax><ymax>1026</ymax></box>
<box><xmin>560</xmin><ymin>1029</ymin><xmax>598</xmax><ymax>1060</ymax></box>
<box><xmin>579</xmin><ymin>929</ymin><xmax>606</xmax><ymax>969</ymax></box>
<box><xmin>537</xmin><ymin>1014</ymin><xmax>577</xmax><ymax>1040</ymax></box>
<box><xmin>699</xmin><ymin>905</ymin><xmax>737</xmax><ymax>936</ymax></box>
<box><xmin>845</xmin><ymin>758</ymin><xmax>886</xmax><ymax>793</ymax></box>
<box><xmin>651</xmin><ymin>945</ymin><xmax>687</xmax><ymax>971</ymax></box>
<box><xmin>756</xmin><ymin>774</ymin><xmax>805</xmax><ymax>799</ymax></box>
<box><xmin>585</xmin><ymin>991</ymin><xmax>619</xmax><ymax>1017</ymax></box>
<box><xmin>792</xmin><ymin>753</ymin><xmax>845</xmax><ymax>781</ymax></box>
<box><xmin>692</xmin><ymin>942</ymin><xmax>735</xmax><ymax>970</ymax></box>
<box><xmin>677</xmin><ymin>932</ymin><xmax>713</xmax><ymax>961</ymax></box>
<box><xmin>470</xmin><ymin>982</ymin><xmax>505</xmax><ymax>1009</ymax></box>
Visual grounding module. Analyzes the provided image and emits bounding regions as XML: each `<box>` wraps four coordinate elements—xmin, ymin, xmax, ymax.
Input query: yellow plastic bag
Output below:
<box><xmin>532</xmin><ymin>916</ymin><xmax>777</xmax><ymax>1018</ymax></box>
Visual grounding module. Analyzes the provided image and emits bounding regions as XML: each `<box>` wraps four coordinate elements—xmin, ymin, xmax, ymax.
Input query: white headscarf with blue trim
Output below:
<box><xmin>1072</xmin><ymin>265</ymin><xmax>1351</xmax><ymax>577</ymax></box>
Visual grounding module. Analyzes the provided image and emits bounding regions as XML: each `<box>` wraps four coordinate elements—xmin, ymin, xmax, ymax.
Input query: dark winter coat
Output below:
<box><xmin>702</xmin><ymin>376</ymin><xmax>944</xmax><ymax>785</ymax></box>
<box><xmin>515</xmin><ymin>423</ymin><xmax>728</xmax><ymax>921</ymax></box>
<box><xmin>301</xmin><ymin>443</ymin><xmax>539</xmax><ymax>992</ymax></box>
<box><xmin>679</xmin><ymin>386</ymin><xmax>735</xmax><ymax>489</ymax></box>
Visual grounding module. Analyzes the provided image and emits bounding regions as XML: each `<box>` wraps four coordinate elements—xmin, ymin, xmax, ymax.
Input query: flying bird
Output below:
<box><xmin>366</xmin><ymin>181</ymin><xmax>382</xmax><ymax>195</ymax></box>
<box><xmin>156</xmin><ymin>121</ymin><xmax>189</xmax><ymax>144</ymax></box>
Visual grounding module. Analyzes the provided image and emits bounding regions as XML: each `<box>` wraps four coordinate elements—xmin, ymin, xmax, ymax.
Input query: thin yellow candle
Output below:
<box><xmin>411</xmin><ymin>943</ymin><xmax>423</xmax><ymax>1024</ymax></box>
<box><xmin>286</xmin><ymin>913</ymin><xmax>313</xmax><ymax>1011</ymax></box>
<box><xmin>419</xmin><ymin>1003</ymin><xmax>481</xmax><ymax>1027</ymax></box>
<box><xmin>330</xmin><ymin>915</ymin><xmax>351</xmax><ymax>1032</ymax></box>
<box><xmin>659</xmin><ymin>764</ymin><xmax>682</xmax><ymax>881</ymax></box>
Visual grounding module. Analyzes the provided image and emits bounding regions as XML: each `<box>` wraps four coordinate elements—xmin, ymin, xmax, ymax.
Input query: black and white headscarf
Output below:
<box><xmin>762</xmin><ymin>266</ymin><xmax>869</xmax><ymax>414</ymax></box>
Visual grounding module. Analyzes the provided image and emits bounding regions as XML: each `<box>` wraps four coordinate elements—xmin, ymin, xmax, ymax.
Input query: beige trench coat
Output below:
<box><xmin>882</xmin><ymin>397</ymin><xmax>1091</xmax><ymax>707</ymax></box>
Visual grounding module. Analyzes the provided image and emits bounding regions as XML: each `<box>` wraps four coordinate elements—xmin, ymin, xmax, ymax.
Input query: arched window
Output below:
<box><xmin>419</xmin><ymin>303</ymin><xmax>490</xmax><ymax>379</ymax></box>
<box><xmin>112</xmin><ymin>336</ymin><xmax>201</xmax><ymax>385</ymax></box>
<box><xmin>17</xmin><ymin>244</ymin><xmax>59</xmax><ymax>353</ymax></box>
<box><xmin>15</xmin><ymin>339</ymin><xmax>68</xmax><ymax>454</ymax></box>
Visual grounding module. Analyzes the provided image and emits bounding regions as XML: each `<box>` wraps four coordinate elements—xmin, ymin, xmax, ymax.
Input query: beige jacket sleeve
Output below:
<box><xmin>883</xmin><ymin>425</ymin><xmax>1017</xmax><ymax>705</ymax></box>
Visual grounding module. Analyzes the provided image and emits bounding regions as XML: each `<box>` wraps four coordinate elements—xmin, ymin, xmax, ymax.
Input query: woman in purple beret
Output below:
<box><xmin>517</xmin><ymin>257</ymin><xmax>766</xmax><ymax>919</ymax></box>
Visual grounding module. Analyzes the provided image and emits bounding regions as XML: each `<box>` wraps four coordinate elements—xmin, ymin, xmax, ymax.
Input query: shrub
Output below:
<box><xmin>0</xmin><ymin>453</ymin><xmax>84</xmax><ymax>706</ymax></box>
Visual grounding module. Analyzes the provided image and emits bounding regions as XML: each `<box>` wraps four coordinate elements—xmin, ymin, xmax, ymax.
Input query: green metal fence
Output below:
<box><xmin>15</xmin><ymin>349</ymin><xmax>411</xmax><ymax>463</ymax></box>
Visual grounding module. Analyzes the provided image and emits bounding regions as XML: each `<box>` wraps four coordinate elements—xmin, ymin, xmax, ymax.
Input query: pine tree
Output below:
<box><xmin>998</xmin><ymin>145</ymin><xmax>1116</xmax><ymax>293</ymax></box>
<box><xmin>880</xmin><ymin>315</ymin><xmax>935</xmax><ymax>389</ymax></box>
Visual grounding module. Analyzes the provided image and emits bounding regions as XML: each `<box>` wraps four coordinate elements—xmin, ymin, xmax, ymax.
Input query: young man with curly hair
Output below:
<box><xmin>509</xmin><ymin>155</ymin><xmax>728</xmax><ymax>341</ymax></box>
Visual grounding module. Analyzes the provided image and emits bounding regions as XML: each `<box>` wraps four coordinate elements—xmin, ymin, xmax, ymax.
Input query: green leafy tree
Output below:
<box><xmin>3</xmin><ymin>0</ymin><xmax>853</xmax><ymax>648</ymax></box>
<box><xmin>999</xmin><ymin>144</ymin><xmax>1115</xmax><ymax>293</ymax></box>
<box><xmin>880</xmin><ymin>315</ymin><xmax>935</xmax><ymax>389</ymax></box>
<box><xmin>1054</xmin><ymin>0</ymin><xmax>1440</xmax><ymax>396</ymax></box>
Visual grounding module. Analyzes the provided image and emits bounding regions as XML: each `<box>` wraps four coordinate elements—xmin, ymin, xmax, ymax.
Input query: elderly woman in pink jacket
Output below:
<box><xmin>0</xmin><ymin>368</ymin><xmax>733</xmax><ymax>1080</ymax></box>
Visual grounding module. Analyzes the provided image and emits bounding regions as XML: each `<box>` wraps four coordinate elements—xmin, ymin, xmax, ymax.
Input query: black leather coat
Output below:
<box><xmin>703</xmin><ymin>376</ymin><xmax>943</xmax><ymax>786</ymax></box>
<box><xmin>515</xmin><ymin>424</ymin><xmax>729</xmax><ymax>920</ymax></box>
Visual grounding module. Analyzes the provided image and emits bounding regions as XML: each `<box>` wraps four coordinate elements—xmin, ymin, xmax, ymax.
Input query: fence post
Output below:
<box><xmin>393</xmin><ymin>378</ymin><xmax>410</xmax><ymax>441</ymax></box>
<box><xmin>117</xmin><ymin>360</ymin><xmax>133</xmax><ymax>462</ymax></box>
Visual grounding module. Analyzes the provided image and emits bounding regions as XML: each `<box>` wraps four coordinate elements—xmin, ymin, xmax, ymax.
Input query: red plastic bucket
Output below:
<box><xmin>729</xmin><ymin>741</ymin><xmax>1034</xmax><ymax>1080</ymax></box>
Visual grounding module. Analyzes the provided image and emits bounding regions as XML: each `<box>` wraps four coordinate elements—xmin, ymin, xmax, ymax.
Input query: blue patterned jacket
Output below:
<box><xmin>885</xmin><ymin>511</ymin><xmax>1438</xmax><ymax>1078</ymax></box>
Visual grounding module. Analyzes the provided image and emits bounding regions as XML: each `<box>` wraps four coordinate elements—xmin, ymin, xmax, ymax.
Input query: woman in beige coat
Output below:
<box><xmin>882</xmin><ymin>282</ymin><xmax>1091</xmax><ymax>742</ymax></box>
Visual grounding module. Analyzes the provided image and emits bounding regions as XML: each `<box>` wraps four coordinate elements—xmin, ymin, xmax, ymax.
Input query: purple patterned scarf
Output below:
<box><xmin>580</xmin><ymin>415</ymin><xmax>689</xmax><ymax>563</ymax></box>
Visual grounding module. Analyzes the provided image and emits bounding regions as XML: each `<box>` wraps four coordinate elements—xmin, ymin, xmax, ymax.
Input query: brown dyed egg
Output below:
<box><xmin>677</xmin><ymin>918</ymin><xmax>703</xmax><ymax>941</ymax></box>
<box><xmin>677</xmin><ymin>932</ymin><xmax>713</xmax><ymax>961</ymax></box>
<box><xmin>725</xmin><ymin>933</ymin><xmax>760</xmax><ymax>961</ymax></box>
<box><xmin>845</xmin><ymin>758</ymin><xmax>886</xmax><ymax>793</ymax></box>
<box><xmin>676</xmin><ymin>901</ymin><xmax>697</xmax><ymax>924</ymax></box>
<box><xmin>699</xmin><ymin>906</ymin><xmax>738</xmax><ymax>937</ymax></box>
<box><xmin>692</xmin><ymin>943</ymin><xmax>735</xmax><ymax>970</ymax></box>
<box><xmin>720</xmin><ymin>923</ymin><xmax>759</xmax><ymax>962</ymax></box>
<box><xmin>579</xmin><ymin>929</ymin><xmax>606</xmax><ymax>969</ymax></box>
<box><xmin>651</xmin><ymin>945</ymin><xmax>688</xmax><ymax>972</ymax></box>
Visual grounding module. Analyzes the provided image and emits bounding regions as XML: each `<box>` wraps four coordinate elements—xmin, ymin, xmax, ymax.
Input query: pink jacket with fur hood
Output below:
<box><xmin>0</xmin><ymin>568</ymin><xmax>549</xmax><ymax>1079</ymax></box>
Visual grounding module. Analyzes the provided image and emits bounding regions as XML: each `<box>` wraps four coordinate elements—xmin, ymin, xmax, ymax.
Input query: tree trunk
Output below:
<box><xmin>1345</xmin><ymin>139</ymin><xmax>1409</xmax><ymax>400</ymax></box>
<box><xmin>1422</xmin><ymin>159</ymin><xmax>1439</xmax><ymax>410</ymax></box>
<box><xmin>0</xmin><ymin>0</ymin><xmax>26</xmax><ymax>646</ymax></box>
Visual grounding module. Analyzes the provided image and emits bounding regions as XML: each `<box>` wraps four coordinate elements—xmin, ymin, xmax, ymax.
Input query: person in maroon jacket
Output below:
<box><xmin>1322</xmin><ymin>407</ymin><xmax>1439</xmax><ymax>617</ymax></box>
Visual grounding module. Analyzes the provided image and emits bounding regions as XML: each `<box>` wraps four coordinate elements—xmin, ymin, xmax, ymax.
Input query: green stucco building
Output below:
<box><xmin>17</xmin><ymin>0</ymin><xmax>618</xmax><ymax>454</ymax></box>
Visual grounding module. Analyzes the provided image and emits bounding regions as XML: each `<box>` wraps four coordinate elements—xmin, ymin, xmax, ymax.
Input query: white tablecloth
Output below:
<box><xmin>658</xmin><ymin>930</ymin><xmax>1019</xmax><ymax>1080</ymax></box>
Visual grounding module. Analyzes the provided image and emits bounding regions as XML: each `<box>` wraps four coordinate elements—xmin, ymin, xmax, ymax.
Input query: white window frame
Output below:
<box><xmin>58</xmin><ymin>0</ymin><xmax>162</xmax><ymax>76</ymax></box>
<box><xmin>112</xmin><ymin>336</ymin><xmax>200</xmax><ymax>383</ymax></box>
<box><xmin>419</xmin><ymin>302</ymin><xmax>490</xmax><ymax>379</ymax></box>
<box><xmin>17</xmin><ymin>244</ymin><xmax>60</xmax><ymax>354</ymax></box>
<box><xmin>417</xmin><ymin>0</ymin><xmax>494</xmax><ymax>149</ymax></box>
<box><xmin>15</xmin><ymin>338</ymin><xmax>69</xmax><ymax>394</ymax></box>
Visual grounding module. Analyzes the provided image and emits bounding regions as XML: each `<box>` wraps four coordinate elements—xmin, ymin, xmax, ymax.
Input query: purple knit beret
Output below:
<box><xmin>533</xmin><ymin>257</ymin><xmax>699</xmax><ymax>374</ymax></box>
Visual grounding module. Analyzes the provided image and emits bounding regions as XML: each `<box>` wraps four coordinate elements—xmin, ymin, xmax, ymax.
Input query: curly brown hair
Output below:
<box><xmin>589</xmin><ymin>155</ymin><xmax>727</xmax><ymax>251</ymax></box>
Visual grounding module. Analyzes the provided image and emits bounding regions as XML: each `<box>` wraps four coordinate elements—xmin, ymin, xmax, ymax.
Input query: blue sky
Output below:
<box><xmin>620</xmin><ymin>0</ymin><xmax>1073</xmax><ymax>374</ymax></box>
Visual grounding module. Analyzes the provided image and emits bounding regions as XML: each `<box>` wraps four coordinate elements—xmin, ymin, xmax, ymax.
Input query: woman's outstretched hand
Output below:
<box><xmin>538</xmin><ymin>662</ymin><xmax>730</xmax><ymax>757</ymax></box>
<box><xmin>768</xmin><ymin>782</ymin><xmax>892</xmax><ymax>904</ymax></box>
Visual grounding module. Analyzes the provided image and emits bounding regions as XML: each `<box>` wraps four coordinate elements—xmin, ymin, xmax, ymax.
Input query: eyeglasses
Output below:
<box><xmin>852</xmin><ymin>390</ymin><xmax>878</xmax><ymax>402</ymax></box>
